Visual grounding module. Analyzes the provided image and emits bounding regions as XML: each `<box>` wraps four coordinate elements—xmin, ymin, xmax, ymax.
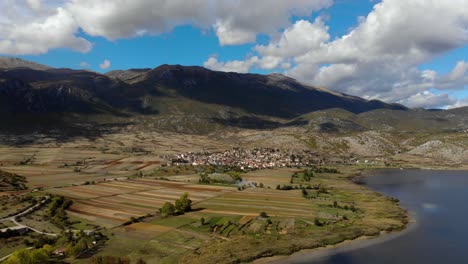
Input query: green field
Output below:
<box><xmin>0</xmin><ymin>139</ymin><xmax>409</xmax><ymax>264</ymax></box>
<box><xmin>62</xmin><ymin>166</ymin><xmax>408</xmax><ymax>264</ymax></box>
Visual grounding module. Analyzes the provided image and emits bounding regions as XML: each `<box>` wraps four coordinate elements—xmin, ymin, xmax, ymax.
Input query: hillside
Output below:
<box><xmin>0</xmin><ymin>58</ymin><xmax>467</xmax><ymax>166</ymax></box>
<box><xmin>0</xmin><ymin>57</ymin><xmax>51</xmax><ymax>71</ymax></box>
<box><xmin>0</xmin><ymin>59</ymin><xmax>409</xmax><ymax>134</ymax></box>
<box><xmin>128</xmin><ymin>65</ymin><xmax>406</xmax><ymax>118</ymax></box>
<box><xmin>0</xmin><ymin>63</ymin><xmax>406</xmax><ymax>118</ymax></box>
<box><xmin>106</xmin><ymin>68</ymin><xmax>151</xmax><ymax>81</ymax></box>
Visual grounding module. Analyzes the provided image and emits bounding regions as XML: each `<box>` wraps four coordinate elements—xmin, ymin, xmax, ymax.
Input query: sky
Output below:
<box><xmin>0</xmin><ymin>0</ymin><xmax>467</xmax><ymax>109</ymax></box>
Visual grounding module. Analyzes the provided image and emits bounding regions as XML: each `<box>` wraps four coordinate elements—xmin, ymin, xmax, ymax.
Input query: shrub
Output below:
<box><xmin>314</xmin><ymin>218</ymin><xmax>323</xmax><ymax>227</ymax></box>
<box><xmin>160</xmin><ymin>202</ymin><xmax>175</xmax><ymax>217</ymax></box>
<box><xmin>259</xmin><ymin>212</ymin><xmax>269</xmax><ymax>218</ymax></box>
<box><xmin>175</xmin><ymin>193</ymin><xmax>192</xmax><ymax>213</ymax></box>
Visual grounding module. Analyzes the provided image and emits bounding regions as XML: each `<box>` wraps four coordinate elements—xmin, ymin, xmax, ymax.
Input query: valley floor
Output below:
<box><xmin>0</xmin><ymin>131</ymin><xmax>413</xmax><ymax>264</ymax></box>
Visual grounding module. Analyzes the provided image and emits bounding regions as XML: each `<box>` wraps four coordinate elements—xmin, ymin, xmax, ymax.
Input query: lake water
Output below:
<box><xmin>286</xmin><ymin>169</ymin><xmax>468</xmax><ymax>264</ymax></box>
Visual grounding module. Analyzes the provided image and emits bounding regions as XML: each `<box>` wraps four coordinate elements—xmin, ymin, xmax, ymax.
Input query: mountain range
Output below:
<box><xmin>0</xmin><ymin>57</ymin><xmax>466</xmax><ymax>133</ymax></box>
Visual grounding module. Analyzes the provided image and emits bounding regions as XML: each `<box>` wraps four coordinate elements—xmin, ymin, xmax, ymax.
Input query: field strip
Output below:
<box><xmin>216</xmin><ymin>195</ymin><xmax>312</xmax><ymax>203</ymax></box>
<box><xmin>213</xmin><ymin>198</ymin><xmax>313</xmax><ymax>209</ymax></box>
<box><xmin>74</xmin><ymin>200</ymin><xmax>149</xmax><ymax>215</ymax></box>
<box><xmin>68</xmin><ymin>207</ymin><xmax>130</xmax><ymax>222</ymax></box>
<box><xmin>200</xmin><ymin>209</ymin><xmax>258</xmax><ymax>216</ymax></box>
<box><xmin>76</xmin><ymin>198</ymin><xmax>151</xmax><ymax>212</ymax></box>
<box><xmin>129</xmin><ymin>222</ymin><xmax>174</xmax><ymax>233</ymax></box>
<box><xmin>98</xmin><ymin>196</ymin><xmax>162</xmax><ymax>208</ymax></box>
<box><xmin>198</xmin><ymin>202</ymin><xmax>313</xmax><ymax>215</ymax></box>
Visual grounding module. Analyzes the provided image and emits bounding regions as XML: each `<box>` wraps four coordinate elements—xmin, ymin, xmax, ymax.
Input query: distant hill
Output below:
<box><xmin>0</xmin><ymin>57</ymin><xmax>51</xmax><ymax>71</ymax></box>
<box><xmin>0</xmin><ymin>61</ymin><xmax>406</xmax><ymax>117</ymax></box>
<box><xmin>289</xmin><ymin>107</ymin><xmax>468</xmax><ymax>134</ymax></box>
<box><xmin>127</xmin><ymin>64</ymin><xmax>406</xmax><ymax>118</ymax></box>
<box><xmin>106</xmin><ymin>68</ymin><xmax>151</xmax><ymax>81</ymax></box>
<box><xmin>1</xmin><ymin>58</ymin><xmax>468</xmax><ymax>136</ymax></box>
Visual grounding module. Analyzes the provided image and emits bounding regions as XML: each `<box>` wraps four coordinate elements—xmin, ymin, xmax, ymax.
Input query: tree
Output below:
<box><xmin>160</xmin><ymin>202</ymin><xmax>175</xmax><ymax>217</ymax></box>
<box><xmin>175</xmin><ymin>193</ymin><xmax>192</xmax><ymax>213</ymax></box>
<box><xmin>4</xmin><ymin>245</ymin><xmax>53</xmax><ymax>264</ymax></box>
<box><xmin>68</xmin><ymin>238</ymin><xmax>88</xmax><ymax>257</ymax></box>
<box><xmin>259</xmin><ymin>212</ymin><xmax>268</xmax><ymax>218</ymax></box>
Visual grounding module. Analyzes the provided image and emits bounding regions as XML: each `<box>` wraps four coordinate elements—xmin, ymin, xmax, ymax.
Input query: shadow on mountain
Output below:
<box><xmin>0</xmin><ymin>114</ymin><xmax>133</xmax><ymax>146</ymax></box>
<box><xmin>210</xmin><ymin>116</ymin><xmax>284</xmax><ymax>129</ymax></box>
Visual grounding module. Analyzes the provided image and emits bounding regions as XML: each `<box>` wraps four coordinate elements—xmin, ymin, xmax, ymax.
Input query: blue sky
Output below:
<box><xmin>18</xmin><ymin>0</ymin><xmax>378</xmax><ymax>73</ymax></box>
<box><xmin>1</xmin><ymin>0</ymin><xmax>467</xmax><ymax>108</ymax></box>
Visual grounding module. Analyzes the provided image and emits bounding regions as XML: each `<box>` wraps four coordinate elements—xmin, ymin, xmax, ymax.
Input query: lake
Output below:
<box><xmin>282</xmin><ymin>169</ymin><xmax>468</xmax><ymax>264</ymax></box>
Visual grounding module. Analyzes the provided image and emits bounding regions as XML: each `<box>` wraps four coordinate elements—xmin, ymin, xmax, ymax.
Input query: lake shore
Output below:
<box><xmin>254</xmin><ymin>212</ymin><xmax>417</xmax><ymax>264</ymax></box>
<box><xmin>252</xmin><ymin>166</ymin><xmax>422</xmax><ymax>264</ymax></box>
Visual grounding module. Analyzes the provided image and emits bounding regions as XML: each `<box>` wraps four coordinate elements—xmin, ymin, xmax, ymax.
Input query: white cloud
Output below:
<box><xmin>398</xmin><ymin>91</ymin><xmax>456</xmax><ymax>109</ymax></box>
<box><xmin>204</xmin><ymin>56</ymin><xmax>258</xmax><ymax>73</ymax></box>
<box><xmin>208</xmin><ymin>0</ymin><xmax>468</xmax><ymax>109</ymax></box>
<box><xmin>214</xmin><ymin>20</ymin><xmax>256</xmax><ymax>46</ymax></box>
<box><xmin>99</xmin><ymin>59</ymin><xmax>111</xmax><ymax>70</ymax></box>
<box><xmin>0</xmin><ymin>0</ymin><xmax>332</xmax><ymax>54</ymax></box>
<box><xmin>436</xmin><ymin>61</ymin><xmax>468</xmax><ymax>90</ymax></box>
<box><xmin>256</xmin><ymin>18</ymin><xmax>330</xmax><ymax>58</ymax></box>
<box><xmin>0</xmin><ymin>3</ymin><xmax>92</xmax><ymax>55</ymax></box>
<box><xmin>67</xmin><ymin>0</ymin><xmax>333</xmax><ymax>44</ymax></box>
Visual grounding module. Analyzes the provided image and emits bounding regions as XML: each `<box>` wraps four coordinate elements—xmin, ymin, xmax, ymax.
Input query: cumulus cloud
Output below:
<box><xmin>399</xmin><ymin>91</ymin><xmax>456</xmax><ymax>109</ymax></box>
<box><xmin>207</xmin><ymin>0</ymin><xmax>468</xmax><ymax>108</ymax></box>
<box><xmin>436</xmin><ymin>61</ymin><xmax>468</xmax><ymax>90</ymax></box>
<box><xmin>99</xmin><ymin>59</ymin><xmax>111</xmax><ymax>70</ymax></box>
<box><xmin>0</xmin><ymin>2</ymin><xmax>92</xmax><ymax>55</ymax></box>
<box><xmin>204</xmin><ymin>56</ymin><xmax>258</xmax><ymax>73</ymax></box>
<box><xmin>67</xmin><ymin>0</ymin><xmax>332</xmax><ymax>45</ymax></box>
<box><xmin>0</xmin><ymin>0</ymin><xmax>332</xmax><ymax>54</ymax></box>
<box><xmin>256</xmin><ymin>18</ymin><xmax>330</xmax><ymax>59</ymax></box>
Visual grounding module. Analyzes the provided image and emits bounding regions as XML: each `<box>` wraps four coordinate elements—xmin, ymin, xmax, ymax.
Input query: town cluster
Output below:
<box><xmin>165</xmin><ymin>148</ymin><xmax>323</xmax><ymax>169</ymax></box>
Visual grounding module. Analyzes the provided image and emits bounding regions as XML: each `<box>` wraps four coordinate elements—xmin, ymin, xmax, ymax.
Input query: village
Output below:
<box><xmin>164</xmin><ymin>148</ymin><xmax>326</xmax><ymax>169</ymax></box>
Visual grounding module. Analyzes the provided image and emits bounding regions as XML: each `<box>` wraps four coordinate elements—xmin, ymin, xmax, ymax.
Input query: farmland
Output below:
<box><xmin>49</xmin><ymin>179</ymin><xmax>235</xmax><ymax>227</ymax></box>
<box><xmin>65</xmin><ymin>167</ymin><xmax>406</xmax><ymax>263</ymax></box>
<box><xmin>0</xmin><ymin>133</ymin><xmax>408</xmax><ymax>264</ymax></box>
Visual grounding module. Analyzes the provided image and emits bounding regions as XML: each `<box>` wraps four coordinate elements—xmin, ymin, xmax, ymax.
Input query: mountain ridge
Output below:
<box><xmin>0</xmin><ymin>59</ymin><xmax>406</xmax><ymax>117</ymax></box>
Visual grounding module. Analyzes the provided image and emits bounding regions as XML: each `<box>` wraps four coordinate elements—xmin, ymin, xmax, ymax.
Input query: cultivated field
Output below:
<box><xmin>49</xmin><ymin>179</ymin><xmax>235</xmax><ymax>227</ymax></box>
<box><xmin>0</xmin><ymin>131</ymin><xmax>230</xmax><ymax>189</ymax></box>
<box><xmin>0</xmin><ymin>133</ymin><xmax>408</xmax><ymax>264</ymax></box>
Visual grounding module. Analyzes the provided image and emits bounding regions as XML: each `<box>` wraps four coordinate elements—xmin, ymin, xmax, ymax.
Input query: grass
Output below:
<box><xmin>17</xmin><ymin>205</ymin><xmax>63</xmax><ymax>234</ymax></box>
<box><xmin>67</xmin><ymin>213</ymin><xmax>101</xmax><ymax>231</ymax></box>
<box><xmin>0</xmin><ymin>137</ymin><xmax>410</xmax><ymax>264</ymax></box>
<box><xmin>149</xmin><ymin>216</ymin><xmax>196</xmax><ymax>228</ymax></box>
<box><xmin>0</xmin><ymin>238</ymin><xmax>29</xmax><ymax>260</ymax></box>
<box><xmin>0</xmin><ymin>220</ymin><xmax>16</xmax><ymax>229</ymax></box>
<box><xmin>178</xmin><ymin>166</ymin><xmax>408</xmax><ymax>264</ymax></box>
<box><xmin>0</xmin><ymin>196</ymin><xmax>33</xmax><ymax>219</ymax></box>
<box><xmin>84</xmin><ymin>165</ymin><xmax>407</xmax><ymax>264</ymax></box>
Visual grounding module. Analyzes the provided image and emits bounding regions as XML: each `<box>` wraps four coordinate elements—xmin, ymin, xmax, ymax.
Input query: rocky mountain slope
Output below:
<box><xmin>0</xmin><ymin>57</ymin><xmax>467</xmax><ymax>165</ymax></box>
<box><xmin>0</xmin><ymin>62</ymin><xmax>406</xmax><ymax>117</ymax></box>
<box><xmin>0</xmin><ymin>57</ymin><xmax>51</xmax><ymax>71</ymax></box>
